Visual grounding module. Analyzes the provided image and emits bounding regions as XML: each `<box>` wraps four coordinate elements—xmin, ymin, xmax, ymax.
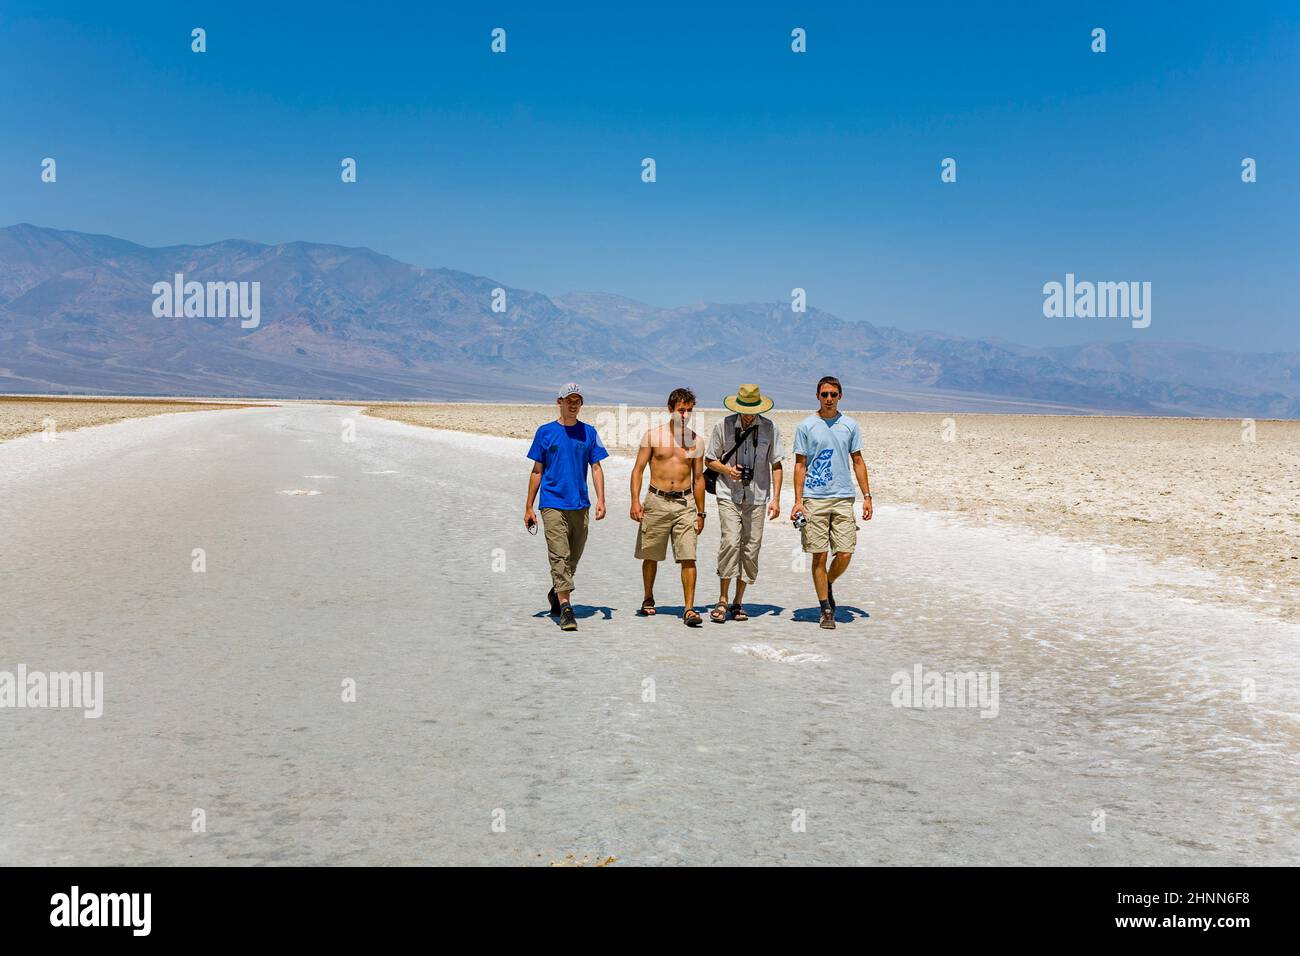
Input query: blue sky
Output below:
<box><xmin>2</xmin><ymin>1</ymin><xmax>1297</xmax><ymax>351</ymax></box>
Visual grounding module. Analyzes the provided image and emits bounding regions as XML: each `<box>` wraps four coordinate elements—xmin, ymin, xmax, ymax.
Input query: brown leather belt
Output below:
<box><xmin>648</xmin><ymin>485</ymin><xmax>689</xmax><ymax>500</ymax></box>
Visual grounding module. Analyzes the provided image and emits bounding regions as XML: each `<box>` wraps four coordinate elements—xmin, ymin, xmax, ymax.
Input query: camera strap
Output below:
<box><xmin>706</xmin><ymin>418</ymin><xmax>759</xmax><ymax>497</ymax></box>
<box><xmin>721</xmin><ymin>417</ymin><xmax>759</xmax><ymax>466</ymax></box>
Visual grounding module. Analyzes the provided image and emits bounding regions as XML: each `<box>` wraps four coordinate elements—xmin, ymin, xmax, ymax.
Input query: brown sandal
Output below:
<box><xmin>683</xmin><ymin>609</ymin><xmax>703</xmax><ymax>627</ymax></box>
<box><xmin>709</xmin><ymin>602</ymin><xmax>728</xmax><ymax>623</ymax></box>
<box><xmin>729</xmin><ymin>603</ymin><xmax>748</xmax><ymax>621</ymax></box>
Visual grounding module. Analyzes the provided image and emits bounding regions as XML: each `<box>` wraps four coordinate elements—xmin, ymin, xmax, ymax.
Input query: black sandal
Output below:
<box><xmin>637</xmin><ymin>598</ymin><xmax>657</xmax><ymax>616</ymax></box>
<box><xmin>683</xmin><ymin>609</ymin><xmax>703</xmax><ymax>627</ymax></box>
<box><xmin>730</xmin><ymin>603</ymin><xmax>748</xmax><ymax>621</ymax></box>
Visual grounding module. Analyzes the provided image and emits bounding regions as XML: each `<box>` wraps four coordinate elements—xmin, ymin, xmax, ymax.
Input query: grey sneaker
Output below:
<box><xmin>819</xmin><ymin>606</ymin><xmax>837</xmax><ymax>630</ymax></box>
<box><xmin>559</xmin><ymin>605</ymin><xmax>578</xmax><ymax>632</ymax></box>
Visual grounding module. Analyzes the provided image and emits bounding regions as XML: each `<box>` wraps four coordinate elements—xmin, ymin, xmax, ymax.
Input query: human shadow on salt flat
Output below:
<box><xmin>791</xmin><ymin>605</ymin><xmax>870</xmax><ymax>624</ymax></box>
<box><xmin>730</xmin><ymin>603</ymin><xmax>784</xmax><ymax>619</ymax></box>
<box><xmin>634</xmin><ymin>605</ymin><xmax>703</xmax><ymax>619</ymax></box>
<box><xmin>532</xmin><ymin>605</ymin><xmax>615</xmax><ymax>624</ymax></box>
<box><xmin>629</xmin><ymin>604</ymin><xmax>783</xmax><ymax>620</ymax></box>
<box><xmin>688</xmin><ymin>603</ymin><xmax>784</xmax><ymax>619</ymax></box>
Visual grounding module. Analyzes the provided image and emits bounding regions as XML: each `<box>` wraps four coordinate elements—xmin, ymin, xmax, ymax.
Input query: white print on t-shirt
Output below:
<box><xmin>805</xmin><ymin>448</ymin><xmax>835</xmax><ymax>489</ymax></box>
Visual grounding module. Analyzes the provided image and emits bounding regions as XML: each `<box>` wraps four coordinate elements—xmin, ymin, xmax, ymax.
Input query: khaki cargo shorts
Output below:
<box><xmin>635</xmin><ymin>491</ymin><xmax>698</xmax><ymax>563</ymax></box>
<box><xmin>799</xmin><ymin>496</ymin><xmax>858</xmax><ymax>554</ymax></box>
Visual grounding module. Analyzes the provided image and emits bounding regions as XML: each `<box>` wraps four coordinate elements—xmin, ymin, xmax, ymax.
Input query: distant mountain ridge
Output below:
<box><xmin>1</xmin><ymin>223</ymin><xmax>1296</xmax><ymax>417</ymax></box>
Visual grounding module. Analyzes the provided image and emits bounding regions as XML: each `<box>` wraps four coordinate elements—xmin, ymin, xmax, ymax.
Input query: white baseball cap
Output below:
<box><xmin>556</xmin><ymin>382</ymin><xmax>583</xmax><ymax>399</ymax></box>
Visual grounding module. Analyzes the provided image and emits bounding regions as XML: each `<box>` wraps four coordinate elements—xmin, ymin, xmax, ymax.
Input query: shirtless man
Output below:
<box><xmin>629</xmin><ymin>387</ymin><xmax>707</xmax><ymax>627</ymax></box>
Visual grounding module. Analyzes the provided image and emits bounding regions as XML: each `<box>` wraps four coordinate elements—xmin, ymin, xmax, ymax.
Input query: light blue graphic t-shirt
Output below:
<box><xmin>793</xmin><ymin>413</ymin><xmax>862</xmax><ymax>499</ymax></box>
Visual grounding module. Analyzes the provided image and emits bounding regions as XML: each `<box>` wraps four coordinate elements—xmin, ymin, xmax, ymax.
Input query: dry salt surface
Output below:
<box><xmin>0</xmin><ymin>404</ymin><xmax>1297</xmax><ymax>865</ymax></box>
<box><xmin>0</xmin><ymin>396</ymin><xmax>263</xmax><ymax>442</ymax></box>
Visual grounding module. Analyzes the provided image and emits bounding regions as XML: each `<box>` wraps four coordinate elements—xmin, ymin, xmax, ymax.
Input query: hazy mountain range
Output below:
<box><xmin>1</xmin><ymin>223</ymin><xmax>1296</xmax><ymax>417</ymax></box>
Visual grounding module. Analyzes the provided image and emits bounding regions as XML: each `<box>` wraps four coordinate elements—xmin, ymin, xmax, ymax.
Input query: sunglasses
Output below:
<box><xmin>819</xmin><ymin>391</ymin><xmax>840</xmax><ymax>398</ymax></box>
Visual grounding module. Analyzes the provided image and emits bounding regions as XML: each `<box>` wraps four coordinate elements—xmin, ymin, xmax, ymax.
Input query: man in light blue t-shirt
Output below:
<box><xmin>524</xmin><ymin>383</ymin><xmax>608</xmax><ymax>632</ymax></box>
<box><xmin>791</xmin><ymin>375</ymin><xmax>873</xmax><ymax>630</ymax></box>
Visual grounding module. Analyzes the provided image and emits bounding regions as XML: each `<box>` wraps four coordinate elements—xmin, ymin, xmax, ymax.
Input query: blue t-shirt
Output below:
<box><xmin>527</xmin><ymin>420</ymin><xmax>609</xmax><ymax>510</ymax></box>
<box><xmin>793</xmin><ymin>413</ymin><xmax>862</xmax><ymax>499</ymax></box>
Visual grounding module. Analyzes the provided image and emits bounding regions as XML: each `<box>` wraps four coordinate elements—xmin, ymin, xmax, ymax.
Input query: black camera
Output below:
<box><xmin>738</xmin><ymin>465</ymin><xmax>754</xmax><ymax>485</ymax></box>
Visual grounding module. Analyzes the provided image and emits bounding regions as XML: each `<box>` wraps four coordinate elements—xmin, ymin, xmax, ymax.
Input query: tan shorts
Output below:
<box><xmin>635</xmin><ymin>492</ymin><xmax>698</xmax><ymax>563</ymax></box>
<box><xmin>800</xmin><ymin>497</ymin><xmax>857</xmax><ymax>554</ymax></box>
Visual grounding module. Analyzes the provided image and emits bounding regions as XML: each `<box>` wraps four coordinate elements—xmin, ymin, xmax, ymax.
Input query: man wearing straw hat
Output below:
<box><xmin>703</xmin><ymin>383</ymin><xmax>784</xmax><ymax>623</ymax></box>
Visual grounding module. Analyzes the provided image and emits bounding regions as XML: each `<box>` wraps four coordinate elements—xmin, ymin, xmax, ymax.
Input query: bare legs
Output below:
<box><xmin>718</xmin><ymin>578</ymin><xmax>748</xmax><ymax>606</ymax></box>
<box><xmin>643</xmin><ymin>558</ymin><xmax>697</xmax><ymax>610</ymax></box>
<box><xmin>810</xmin><ymin>551</ymin><xmax>851</xmax><ymax>601</ymax></box>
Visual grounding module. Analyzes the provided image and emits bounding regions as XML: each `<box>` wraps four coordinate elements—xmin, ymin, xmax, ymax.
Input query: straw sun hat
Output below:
<box><xmin>723</xmin><ymin>383</ymin><xmax>774</xmax><ymax>415</ymax></box>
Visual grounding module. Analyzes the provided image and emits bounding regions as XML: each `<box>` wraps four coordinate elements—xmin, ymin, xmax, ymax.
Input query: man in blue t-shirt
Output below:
<box><xmin>524</xmin><ymin>383</ymin><xmax>609</xmax><ymax>631</ymax></box>
<box><xmin>791</xmin><ymin>375</ymin><xmax>873</xmax><ymax>630</ymax></box>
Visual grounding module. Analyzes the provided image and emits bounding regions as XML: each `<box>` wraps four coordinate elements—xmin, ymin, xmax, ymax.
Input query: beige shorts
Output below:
<box><xmin>635</xmin><ymin>491</ymin><xmax>698</xmax><ymax>563</ymax></box>
<box><xmin>800</xmin><ymin>497</ymin><xmax>857</xmax><ymax>554</ymax></box>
